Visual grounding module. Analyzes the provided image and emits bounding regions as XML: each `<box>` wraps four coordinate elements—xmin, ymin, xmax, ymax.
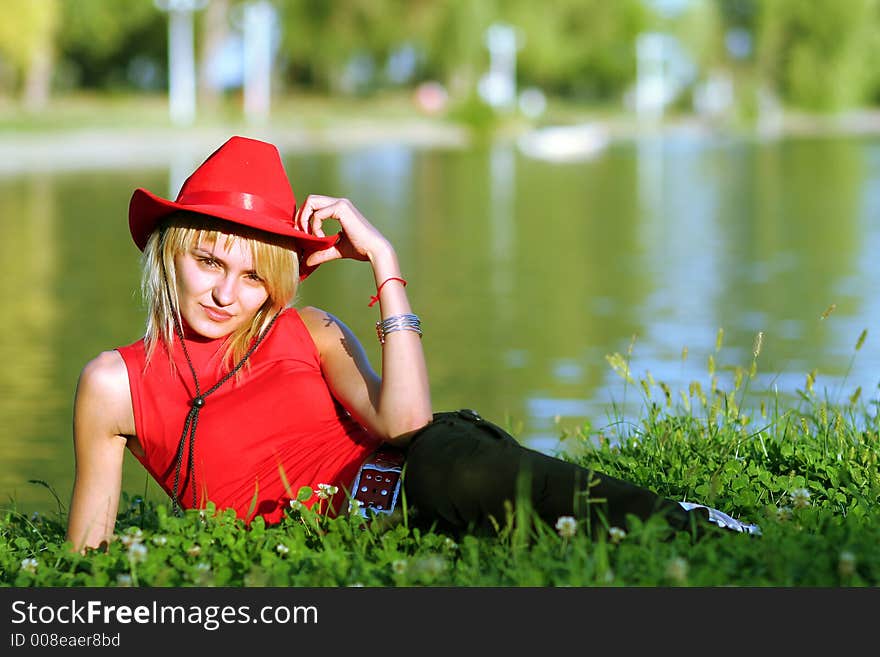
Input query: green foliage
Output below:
<box><xmin>0</xmin><ymin>0</ymin><xmax>58</xmax><ymax>69</ymax></box>
<box><xmin>445</xmin><ymin>91</ymin><xmax>500</xmax><ymax>135</ymax></box>
<box><xmin>55</xmin><ymin>0</ymin><xmax>165</xmax><ymax>90</ymax></box>
<box><xmin>502</xmin><ymin>0</ymin><xmax>649</xmax><ymax>100</ymax></box>
<box><xmin>4</xmin><ymin>355</ymin><xmax>879</xmax><ymax>587</ymax></box>
<box><xmin>7</xmin><ymin>1</ymin><xmax>880</xmax><ymax>112</ymax></box>
<box><xmin>756</xmin><ymin>0</ymin><xmax>880</xmax><ymax>111</ymax></box>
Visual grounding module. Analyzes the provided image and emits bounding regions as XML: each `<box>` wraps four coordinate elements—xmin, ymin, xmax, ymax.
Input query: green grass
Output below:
<box><xmin>0</xmin><ymin>89</ymin><xmax>477</xmax><ymax>135</ymax></box>
<box><xmin>3</xmin><ymin>328</ymin><xmax>879</xmax><ymax>587</ymax></box>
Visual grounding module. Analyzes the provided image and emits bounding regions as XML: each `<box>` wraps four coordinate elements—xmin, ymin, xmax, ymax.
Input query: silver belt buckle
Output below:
<box><xmin>349</xmin><ymin>452</ymin><xmax>403</xmax><ymax>518</ymax></box>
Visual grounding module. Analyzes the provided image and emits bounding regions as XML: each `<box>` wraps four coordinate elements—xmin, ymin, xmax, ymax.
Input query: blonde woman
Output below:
<box><xmin>66</xmin><ymin>136</ymin><xmax>758</xmax><ymax>552</ymax></box>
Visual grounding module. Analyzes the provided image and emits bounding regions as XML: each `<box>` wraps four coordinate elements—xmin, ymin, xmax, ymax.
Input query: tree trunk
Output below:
<box><xmin>199</xmin><ymin>0</ymin><xmax>231</xmax><ymax>112</ymax></box>
<box><xmin>23</xmin><ymin>43</ymin><xmax>52</xmax><ymax>111</ymax></box>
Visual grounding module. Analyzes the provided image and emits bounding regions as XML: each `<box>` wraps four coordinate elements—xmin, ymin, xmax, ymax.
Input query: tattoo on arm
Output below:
<box><xmin>322</xmin><ymin>312</ymin><xmax>355</xmax><ymax>358</ymax></box>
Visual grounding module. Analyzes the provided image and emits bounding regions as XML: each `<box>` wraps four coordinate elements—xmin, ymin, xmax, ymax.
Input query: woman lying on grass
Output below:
<box><xmin>66</xmin><ymin>135</ymin><xmax>759</xmax><ymax>552</ymax></box>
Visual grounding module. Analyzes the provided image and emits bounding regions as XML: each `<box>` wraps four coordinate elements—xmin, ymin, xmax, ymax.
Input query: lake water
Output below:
<box><xmin>3</xmin><ymin>131</ymin><xmax>880</xmax><ymax>515</ymax></box>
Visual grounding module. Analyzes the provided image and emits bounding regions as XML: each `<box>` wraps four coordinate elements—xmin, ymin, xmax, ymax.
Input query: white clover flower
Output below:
<box><xmin>276</xmin><ymin>544</ymin><xmax>290</xmax><ymax>556</ymax></box>
<box><xmin>316</xmin><ymin>483</ymin><xmax>338</xmax><ymax>500</ymax></box>
<box><xmin>128</xmin><ymin>543</ymin><xmax>148</xmax><ymax>563</ymax></box>
<box><xmin>838</xmin><ymin>551</ymin><xmax>857</xmax><ymax>578</ymax></box>
<box><xmin>555</xmin><ymin>515</ymin><xmax>577</xmax><ymax>538</ymax></box>
<box><xmin>20</xmin><ymin>558</ymin><xmax>38</xmax><ymax>574</ymax></box>
<box><xmin>391</xmin><ymin>559</ymin><xmax>407</xmax><ymax>575</ymax></box>
<box><xmin>425</xmin><ymin>556</ymin><xmax>446</xmax><ymax>577</ymax></box>
<box><xmin>116</xmin><ymin>574</ymin><xmax>133</xmax><ymax>587</ymax></box>
<box><xmin>776</xmin><ymin>506</ymin><xmax>793</xmax><ymax>521</ymax></box>
<box><xmin>120</xmin><ymin>528</ymin><xmax>144</xmax><ymax>548</ymax></box>
<box><xmin>665</xmin><ymin>557</ymin><xmax>689</xmax><ymax>584</ymax></box>
<box><xmin>444</xmin><ymin>537</ymin><xmax>458</xmax><ymax>550</ymax></box>
<box><xmin>152</xmin><ymin>535</ymin><xmax>168</xmax><ymax>546</ymax></box>
<box><xmin>186</xmin><ymin>544</ymin><xmax>202</xmax><ymax>557</ymax></box>
<box><xmin>195</xmin><ymin>562</ymin><xmax>211</xmax><ymax>572</ymax></box>
<box><xmin>608</xmin><ymin>527</ymin><xmax>627</xmax><ymax>544</ymax></box>
<box><xmin>790</xmin><ymin>488</ymin><xmax>811</xmax><ymax>509</ymax></box>
<box><xmin>414</xmin><ymin>555</ymin><xmax>447</xmax><ymax>577</ymax></box>
<box><xmin>289</xmin><ymin>499</ymin><xmax>304</xmax><ymax>511</ymax></box>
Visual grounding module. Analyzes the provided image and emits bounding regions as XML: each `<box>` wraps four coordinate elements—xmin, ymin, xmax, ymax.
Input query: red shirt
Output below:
<box><xmin>116</xmin><ymin>308</ymin><xmax>381</xmax><ymax>524</ymax></box>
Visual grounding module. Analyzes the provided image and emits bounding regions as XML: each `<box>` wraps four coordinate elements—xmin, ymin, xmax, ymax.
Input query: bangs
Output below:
<box><xmin>162</xmin><ymin>214</ymin><xmax>300</xmax><ymax>307</ymax></box>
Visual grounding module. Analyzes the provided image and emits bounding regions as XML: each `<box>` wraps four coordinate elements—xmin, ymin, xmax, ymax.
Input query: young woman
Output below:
<box><xmin>66</xmin><ymin>136</ymin><xmax>759</xmax><ymax>552</ymax></box>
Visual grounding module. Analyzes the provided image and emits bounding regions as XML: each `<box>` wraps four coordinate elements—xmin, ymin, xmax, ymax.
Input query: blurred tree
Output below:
<box><xmin>663</xmin><ymin>0</ymin><xmax>726</xmax><ymax>74</ymax></box>
<box><xmin>756</xmin><ymin>0</ymin><xmax>880</xmax><ymax>111</ymax></box>
<box><xmin>56</xmin><ymin>0</ymin><xmax>165</xmax><ymax>91</ymax></box>
<box><xmin>717</xmin><ymin>0</ymin><xmax>759</xmax><ymax>36</ymax></box>
<box><xmin>8</xmin><ymin>0</ymin><xmax>880</xmax><ymax>117</ymax></box>
<box><xmin>502</xmin><ymin>0</ymin><xmax>649</xmax><ymax>100</ymax></box>
<box><xmin>0</xmin><ymin>0</ymin><xmax>60</xmax><ymax>109</ymax></box>
<box><xmin>418</xmin><ymin>0</ymin><xmax>495</xmax><ymax>98</ymax></box>
<box><xmin>274</xmin><ymin>0</ymin><xmax>450</xmax><ymax>94</ymax></box>
<box><xmin>274</xmin><ymin>0</ymin><xmax>654</xmax><ymax>104</ymax></box>
<box><xmin>651</xmin><ymin>0</ymin><xmax>726</xmax><ymax>114</ymax></box>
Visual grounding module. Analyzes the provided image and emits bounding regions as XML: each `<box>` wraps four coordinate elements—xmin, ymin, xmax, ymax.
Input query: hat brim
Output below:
<box><xmin>129</xmin><ymin>187</ymin><xmax>340</xmax><ymax>279</ymax></box>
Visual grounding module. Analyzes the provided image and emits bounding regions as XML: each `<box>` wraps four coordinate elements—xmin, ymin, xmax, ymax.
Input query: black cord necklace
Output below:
<box><xmin>167</xmin><ymin>293</ymin><xmax>283</xmax><ymax>516</ymax></box>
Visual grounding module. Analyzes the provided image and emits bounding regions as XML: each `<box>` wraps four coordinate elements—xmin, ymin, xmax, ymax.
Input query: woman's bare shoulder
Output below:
<box><xmin>78</xmin><ymin>350</ymin><xmax>129</xmax><ymax>391</ymax></box>
<box><xmin>297</xmin><ymin>305</ymin><xmax>346</xmax><ymax>337</ymax></box>
<box><xmin>75</xmin><ymin>350</ymin><xmax>134</xmax><ymax>435</ymax></box>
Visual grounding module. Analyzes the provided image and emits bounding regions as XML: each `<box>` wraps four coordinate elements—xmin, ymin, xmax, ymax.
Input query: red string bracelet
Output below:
<box><xmin>368</xmin><ymin>277</ymin><xmax>407</xmax><ymax>307</ymax></box>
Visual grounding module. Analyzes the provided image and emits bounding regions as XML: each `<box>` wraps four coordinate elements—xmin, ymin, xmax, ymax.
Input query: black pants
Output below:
<box><xmin>403</xmin><ymin>410</ymin><xmax>697</xmax><ymax>537</ymax></box>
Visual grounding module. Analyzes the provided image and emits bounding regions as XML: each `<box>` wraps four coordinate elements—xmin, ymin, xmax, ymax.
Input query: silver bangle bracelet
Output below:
<box><xmin>376</xmin><ymin>313</ymin><xmax>422</xmax><ymax>344</ymax></box>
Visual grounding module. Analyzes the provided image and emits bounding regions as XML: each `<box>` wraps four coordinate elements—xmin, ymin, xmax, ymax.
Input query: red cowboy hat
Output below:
<box><xmin>128</xmin><ymin>135</ymin><xmax>340</xmax><ymax>279</ymax></box>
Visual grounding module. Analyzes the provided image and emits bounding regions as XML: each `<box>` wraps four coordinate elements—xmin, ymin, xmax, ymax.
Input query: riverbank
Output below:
<box><xmin>0</xmin><ymin>121</ymin><xmax>470</xmax><ymax>176</ymax></box>
<box><xmin>0</xmin><ymin>92</ymin><xmax>471</xmax><ymax>176</ymax></box>
<box><xmin>0</xmin><ymin>92</ymin><xmax>471</xmax><ymax>175</ymax></box>
<box><xmin>4</xmin><ymin>91</ymin><xmax>880</xmax><ymax>176</ymax></box>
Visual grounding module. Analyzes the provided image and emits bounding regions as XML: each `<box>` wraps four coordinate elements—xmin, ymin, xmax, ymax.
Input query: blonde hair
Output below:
<box><xmin>141</xmin><ymin>211</ymin><xmax>300</xmax><ymax>371</ymax></box>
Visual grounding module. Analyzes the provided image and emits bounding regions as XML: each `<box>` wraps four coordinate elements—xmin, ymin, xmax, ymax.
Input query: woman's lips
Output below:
<box><xmin>201</xmin><ymin>304</ymin><xmax>233</xmax><ymax>322</ymax></box>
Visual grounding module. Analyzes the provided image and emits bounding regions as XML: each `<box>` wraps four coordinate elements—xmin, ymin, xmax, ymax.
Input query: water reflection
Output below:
<box><xmin>0</xmin><ymin>176</ymin><xmax>60</xmax><ymax>504</ymax></box>
<box><xmin>488</xmin><ymin>141</ymin><xmax>516</xmax><ymax>307</ymax></box>
<box><xmin>2</xmin><ymin>135</ymin><xmax>879</xmax><ymax>514</ymax></box>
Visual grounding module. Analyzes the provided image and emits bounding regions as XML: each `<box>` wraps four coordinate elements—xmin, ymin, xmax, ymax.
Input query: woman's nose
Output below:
<box><xmin>212</xmin><ymin>275</ymin><xmax>237</xmax><ymax>306</ymax></box>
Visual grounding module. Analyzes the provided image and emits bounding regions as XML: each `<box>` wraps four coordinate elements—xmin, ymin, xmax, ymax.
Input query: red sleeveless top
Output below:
<box><xmin>116</xmin><ymin>308</ymin><xmax>381</xmax><ymax>525</ymax></box>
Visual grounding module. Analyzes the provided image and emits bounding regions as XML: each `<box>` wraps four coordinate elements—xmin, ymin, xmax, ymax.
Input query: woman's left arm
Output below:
<box><xmin>297</xmin><ymin>196</ymin><xmax>432</xmax><ymax>444</ymax></box>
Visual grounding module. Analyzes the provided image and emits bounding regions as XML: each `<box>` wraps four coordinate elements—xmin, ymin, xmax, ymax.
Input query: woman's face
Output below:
<box><xmin>173</xmin><ymin>235</ymin><xmax>270</xmax><ymax>339</ymax></box>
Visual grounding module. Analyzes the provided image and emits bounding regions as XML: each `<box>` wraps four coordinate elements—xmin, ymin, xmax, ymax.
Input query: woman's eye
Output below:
<box><xmin>246</xmin><ymin>273</ymin><xmax>263</xmax><ymax>282</ymax></box>
<box><xmin>198</xmin><ymin>257</ymin><xmax>218</xmax><ymax>267</ymax></box>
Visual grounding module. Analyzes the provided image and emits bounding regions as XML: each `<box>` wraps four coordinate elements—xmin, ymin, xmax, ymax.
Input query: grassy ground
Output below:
<box><xmin>0</xmin><ymin>90</ymin><xmax>435</xmax><ymax>131</ymax></box>
<box><xmin>3</xmin><ymin>350</ymin><xmax>878</xmax><ymax>587</ymax></box>
<box><xmin>5</xmin><ymin>89</ymin><xmax>880</xmax><ymax>138</ymax></box>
